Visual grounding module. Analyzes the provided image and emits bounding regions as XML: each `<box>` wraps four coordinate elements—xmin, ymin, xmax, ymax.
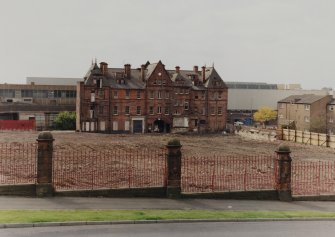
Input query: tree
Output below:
<box><xmin>53</xmin><ymin>111</ymin><xmax>76</xmax><ymax>130</ymax></box>
<box><xmin>253</xmin><ymin>107</ymin><xmax>277</xmax><ymax>126</ymax></box>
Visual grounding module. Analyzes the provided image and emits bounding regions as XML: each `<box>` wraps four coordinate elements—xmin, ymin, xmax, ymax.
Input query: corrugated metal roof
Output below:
<box><xmin>225</xmin><ymin>81</ymin><xmax>277</xmax><ymax>89</ymax></box>
<box><xmin>26</xmin><ymin>77</ymin><xmax>81</xmax><ymax>86</ymax></box>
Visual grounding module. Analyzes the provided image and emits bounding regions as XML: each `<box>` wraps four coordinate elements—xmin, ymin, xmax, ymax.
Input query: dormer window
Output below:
<box><xmin>214</xmin><ymin>81</ymin><xmax>221</xmax><ymax>86</ymax></box>
<box><xmin>118</xmin><ymin>79</ymin><xmax>125</xmax><ymax>84</ymax></box>
<box><xmin>114</xmin><ymin>72</ymin><xmax>124</xmax><ymax>78</ymax></box>
<box><xmin>96</xmin><ymin>78</ymin><xmax>102</xmax><ymax>88</ymax></box>
<box><xmin>188</xmin><ymin>75</ymin><xmax>196</xmax><ymax>80</ymax></box>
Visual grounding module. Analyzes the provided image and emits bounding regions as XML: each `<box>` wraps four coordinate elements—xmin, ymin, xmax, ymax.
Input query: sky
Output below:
<box><xmin>1</xmin><ymin>0</ymin><xmax>335</xmax><ymax>89</ymax></box>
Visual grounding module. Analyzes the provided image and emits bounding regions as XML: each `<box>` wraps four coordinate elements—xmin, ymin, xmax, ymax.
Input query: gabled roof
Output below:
<box><xmin>203</xmin><ymin>67</ymin><xmax>227</xmax><ymax>89</ymax></box>
<box><xmin>170</xmin><ymin>72</ymin><xmax>193</xmax><ymax>87</ymax></box>
<box><xmin>278</xmin><ymin>94</ymin><xmax>328</xmax><ymax>104</ymax></box>
<box><xmin>84</xmin><ymin>63</ymin><xmax>100</xmax><ymax>79</ymax></box>
<box><xmin>83</xmin><ymin>61</ymin><xmax>227</xmax><ymax>90</ymax></box>
<box><xmin>145</xmin><ymin>63</ymin><xmax>158</xmax><ymax>79</ymax></box>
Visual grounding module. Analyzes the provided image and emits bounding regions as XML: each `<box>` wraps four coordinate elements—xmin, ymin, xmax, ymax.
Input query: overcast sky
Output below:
<box><xmin>1</xmin><ymin>0</ymin><xmax>334</xmax><ymax>89</ymax></box>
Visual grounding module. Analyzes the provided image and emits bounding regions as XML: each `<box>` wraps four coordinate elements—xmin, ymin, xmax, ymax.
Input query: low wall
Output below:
<box><xmin>236</xmin><ymin>128</ymin><xmax>277</xmax><ymax>142</ymax></box>
<box><xmin>0</xmin><ymin>184</ymin><xmax>36</xmax><ymax>196</ymax></box>
<box><xmin>293</xmin><ymin>195</ymin><xmax>335</xmax><ymax>201</ymax></box>
<box><xmin>0</xmin><ymin>184</ymin><xmax>279</xmax><ymax>200</ymax></box>
<box><xmin>182</xmin><ymin>190</ymin><xmax>278</xmax><ymax>200</ymax></box>
<box><xmin>55</xmin><ymin>187</ymin><xmax>166</xmax><ymax>198</ymax></box>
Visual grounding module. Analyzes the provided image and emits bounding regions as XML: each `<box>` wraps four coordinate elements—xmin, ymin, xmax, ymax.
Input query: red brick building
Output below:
<box><xmin>77</xmin><ymin>60</ymin><xmax>228</xmax><ymax>133</ymax></box>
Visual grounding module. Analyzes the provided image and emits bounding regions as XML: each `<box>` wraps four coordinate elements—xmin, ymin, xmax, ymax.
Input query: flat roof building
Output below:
<box><xmin>0</xmin><ymin>82</ymin><xmax>76</xmax><ymax>130</ymax></box>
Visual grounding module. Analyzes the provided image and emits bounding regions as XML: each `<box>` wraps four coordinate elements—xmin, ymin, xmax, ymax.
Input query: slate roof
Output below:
<box><xmin>83</xmin><ymin>61</ymin><xmax>227</xmax><ymax>90</ymax></box>
<box><xmin>278</xmin><ymin>94</ymin><xmax>328</xmax><ymax>104</ymax></box>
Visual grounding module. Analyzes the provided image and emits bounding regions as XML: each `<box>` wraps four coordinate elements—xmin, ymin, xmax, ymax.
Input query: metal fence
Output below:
<box><xmin>52</xmin><ymin>148</ymin><xmax>167</xmax><ymax>191</ymax></box>
<box><xmin>182</xmin><ymin>155</ymin><xmax>277</xmax><ymax>193</ymax></box>
<box><xmin>0</xmin><ymin>143</ymin><xmax>37</xmax><ymax>184</ymax></box>
<box><xmin>3</xmin><ymin>141</ymin><xmax>335</xmax><ymax>198</ymax></box>
<box><xmin>292</xmin><ymin>160</ymin><xmax>335</xmax><ymax>196</ymax></box>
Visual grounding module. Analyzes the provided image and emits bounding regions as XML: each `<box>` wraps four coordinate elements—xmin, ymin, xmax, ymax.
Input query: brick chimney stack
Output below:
<box><xmin>175</xmin><ymin>66</ymin><xmax>180</xmax><ymax>73</ymax></box>
<box><xmin>141</xmin><ymin>64</ymin><xmax>146</xmax><ymax>82</ymax></box>
<box><xmin>193</xmin><ymin>65</ymin><xmax>198</xmax><ymax>73</ymax></box>
<box><xmin>124</xmin><ymin>64</ymin><xmax>131</xmax><ymax>79</ymax></box>
<box><xmin>99</xmin><ymin>62</ymin><xmax>108</xmax><ymax>75</ymax></box>
<box><xmin>201</xmin><ymin>66</ymin><xmax>206</xmax><ymax>82</ymax></box>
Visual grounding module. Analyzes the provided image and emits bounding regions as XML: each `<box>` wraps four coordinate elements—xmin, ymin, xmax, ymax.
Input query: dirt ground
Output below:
<box><xmin>1</xmin><ymin>130</ymin><xmax>335</xmax><ymax>160</ymax></box>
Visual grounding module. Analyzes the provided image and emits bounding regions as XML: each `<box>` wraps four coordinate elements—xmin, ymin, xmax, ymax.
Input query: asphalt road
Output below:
<box><xmin>2</xmin><ymin>221</ymin><xmax>335</xmax><ymax>237</ymax></box>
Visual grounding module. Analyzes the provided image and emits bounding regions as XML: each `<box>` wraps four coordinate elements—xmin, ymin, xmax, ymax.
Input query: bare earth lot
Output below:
<box><xmin>1</xmin><ymin>131</ymin><xmax>335</xmax><ymax>160</ymax></box>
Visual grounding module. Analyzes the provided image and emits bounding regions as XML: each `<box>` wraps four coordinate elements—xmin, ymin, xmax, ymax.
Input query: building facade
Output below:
<box><xmin>0</xmin><ymin>83</ymin><xmax>77</xmax><ymax>130</ymax></box>
<box><xmin>77</xmin><ymin>61</ymin><xmax>228</xmax><ymax>133</ymax></box>
<box><xmin>327</xmin><ymin>99</ymin><xmax>335</xmax><ymax>134</ymax></box>
<box><xmin>227</xmin><ymin>81</ymin><xmax>329</xmax><ymax>125</ymax></box>
<box><xmin>277</xmin><ymin>94</ymin><xmax>333</xmax><ymax>133</ymax></box>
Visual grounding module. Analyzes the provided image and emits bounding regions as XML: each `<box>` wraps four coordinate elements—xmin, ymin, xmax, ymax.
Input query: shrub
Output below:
<box><xmin>53</xmin><ymin>112</ymin><xmax>76</xmax><ymax>130</ymax></box>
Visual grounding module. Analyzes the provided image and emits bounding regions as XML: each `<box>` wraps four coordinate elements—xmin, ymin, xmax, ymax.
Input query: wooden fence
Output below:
<box><xmin>281</xmin><ymin>129</ymin><xmax>335</xmax><ymax>148</ymax></box>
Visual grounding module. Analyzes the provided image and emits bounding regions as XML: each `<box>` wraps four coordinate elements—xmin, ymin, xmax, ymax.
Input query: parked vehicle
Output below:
<box><xmin>234</xmin><ymin>121</ymin><xmax>244</xmax><ymax>126</ymax></box>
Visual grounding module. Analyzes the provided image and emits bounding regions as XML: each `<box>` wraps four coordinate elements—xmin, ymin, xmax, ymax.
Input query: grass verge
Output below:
<box><xmin>1</xmin><ymin>210</ymin><xmax>335</xmax><ymax>224</ymax></box>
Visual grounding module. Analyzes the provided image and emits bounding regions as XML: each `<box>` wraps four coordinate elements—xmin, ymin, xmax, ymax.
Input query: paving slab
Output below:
<box><xmin>1</xmin><ymin>197</ymin><xmax>335</xmax><ymax>212</ymax></box>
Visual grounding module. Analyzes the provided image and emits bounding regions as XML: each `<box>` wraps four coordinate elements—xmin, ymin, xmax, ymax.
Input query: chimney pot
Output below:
<box><xmin>193</xmin><ymin>65</ymin><xmax>198</xmax><ymax>73</ymax></box>
<box><xmin>201</xmin><ymin>66</ymin><xmax>206</xmax><ymax>82</ymax></box>
<box><xmin>99</xmin><ymin>62</ymin><xmax>108</xmax><ymax>75</ymax></box>
<box><xmin>141</xmin><ymin>64</ymin><xmax>146</xmax><ymax>82</ymax></box>
<box><xmin>124</xmin><ymin>64</ymin><xmax>131</xmax><ymax>79</ymax></box>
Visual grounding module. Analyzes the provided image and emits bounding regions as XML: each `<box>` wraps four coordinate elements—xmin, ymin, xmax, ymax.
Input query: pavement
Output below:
<box><xmin>2</xmin><ymin>197</ymin><xmax>335</xmax><ymax>228</ymax></box>
<box><xmin>1</xmin><ymin>196</ymin><xmax>335</xmax><ymax>212</ymax></box>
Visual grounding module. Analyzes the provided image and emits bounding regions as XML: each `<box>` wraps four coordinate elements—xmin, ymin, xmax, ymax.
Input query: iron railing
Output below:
<box><xmin>292</xmin><ymin>160</ymin><xmax>335</xmax><ymax>196</ymax></box>
<box><xmin>182</xmin><ymin>155</ymin><xmax>277</xmax><ymax>193</ymax></box>
<box><xmin>0</xmin><ymin>143</ymin><xmax>37</xmax><ymax>184</ymax></box>
<box><xmin>52</xmin><ymin>148</ymin><xmax>167</xmax><ymax>191</ymax></box>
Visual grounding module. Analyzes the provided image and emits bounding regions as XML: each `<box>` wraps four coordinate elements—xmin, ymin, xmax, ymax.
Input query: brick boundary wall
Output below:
<box><xmin>2</xmin><ymin>133</ymin><xmax>335</xmax><ymax>201</ymax></box>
